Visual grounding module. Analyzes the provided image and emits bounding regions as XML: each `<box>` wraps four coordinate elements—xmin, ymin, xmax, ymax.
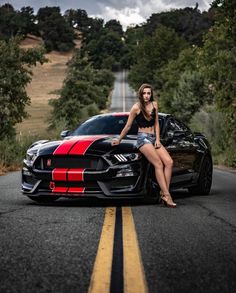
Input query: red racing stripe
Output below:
<box><xmin>69</xmin><ymin>135</ymin><xmax>106</xmax><ymax>155</ymax></box>
<box><xmin>52</xmin><ymin>168</ymin><xmax>68</xmax><ymax>181</ymax></box>
<box><xmin>52</xmin><ymin>187</ymin><xmax>68</xmax><ymax>193</ymax></box>
<box><xmin>68</xmin><ymin>187</ymin><xmax>85</xmax><ymax>193</ymax></box>
<box><xmin>67</xmin><ymin>168</ymin><xmax>85</xmax><ymax>181</ymax></box>
<box><xmin>53</xmin><ymin>138</ymin><xmax>79</xmax><ymax>155</ymax></box>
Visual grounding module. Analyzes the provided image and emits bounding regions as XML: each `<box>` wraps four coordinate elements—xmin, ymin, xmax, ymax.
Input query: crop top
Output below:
<box><xmin>135</xmin><ymin>104</ymin><xmax>156</xmax><ymax>128</ymax></box>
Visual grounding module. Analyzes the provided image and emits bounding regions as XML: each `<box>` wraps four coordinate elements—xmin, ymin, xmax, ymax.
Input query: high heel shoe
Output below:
<box><xmin>160</xmin><ymin>191</ymin><xmax>177</xmax><ymax>208</ymax></box>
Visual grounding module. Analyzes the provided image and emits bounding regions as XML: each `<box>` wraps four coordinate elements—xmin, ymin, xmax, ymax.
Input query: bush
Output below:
<box><xmin>0</xmin><ymin>135</ymin><xmax>41</xmax><ymax>172</ymax></box>
<box><xmin>189</xmin><ymin>105</ymin><xmax>234</xmax><ymax>166</ymax></box>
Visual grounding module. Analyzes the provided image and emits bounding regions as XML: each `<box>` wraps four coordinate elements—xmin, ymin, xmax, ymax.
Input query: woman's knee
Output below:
<box><xmin>166</xmin><ymin>157</ymin><xmax>173</xmax><ymax>168</ymax></box>
<box><xmin>153</xmin><ymin>158</ymin><xmax>163</xmax><ymax>169</ymax></box>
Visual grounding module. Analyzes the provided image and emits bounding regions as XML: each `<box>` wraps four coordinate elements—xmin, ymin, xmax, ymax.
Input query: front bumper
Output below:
<box><xmin>22</xmin><ymin>161</ymin><xmax>147</xmax><ymax>198</ymax></box>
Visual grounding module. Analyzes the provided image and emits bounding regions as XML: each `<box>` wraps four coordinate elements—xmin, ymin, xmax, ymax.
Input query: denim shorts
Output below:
<box><xmin>136</xmin><ymin>132</ymin><xmax>156</xmax><ymax>149</ymax></box>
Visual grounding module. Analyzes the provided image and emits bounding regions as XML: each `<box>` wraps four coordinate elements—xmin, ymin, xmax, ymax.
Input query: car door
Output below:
<box><xmin>162</xmin><ymin>117</ymin><xmax>199</xmax><ymax>185</ymax></box>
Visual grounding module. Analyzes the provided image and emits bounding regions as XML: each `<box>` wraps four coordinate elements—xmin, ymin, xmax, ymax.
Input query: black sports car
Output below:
<box><xmin>22</xmin><ymin>112</ymin><xmax>213</xmax><ymax>203</ymax></box>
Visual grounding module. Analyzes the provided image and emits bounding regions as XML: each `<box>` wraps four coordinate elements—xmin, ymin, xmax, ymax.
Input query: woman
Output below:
<box><xmin>111</xmin><ymin>83</ymin><xmax>176</xmax><ymax>207</ymax></box>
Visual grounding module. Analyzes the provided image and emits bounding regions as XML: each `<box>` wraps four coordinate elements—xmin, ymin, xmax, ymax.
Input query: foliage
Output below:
<box><xmin>197</xmin><ymin>0</ymin><xmax>236</xmax><ymax>165</ymax></box>
<box><xmin>0</xmin><ymin>37</ymin><xmax>47</xmax><ymax>140</ymax></box>
<box><xmin>37</xmin><ymin>6</ymin><xmax>75</xmax><ymax>52</ymax></box>
<box><xmin>104</xmin><ymin>19</ymin><xmax>123</xmax><ymax>36</ymax></box>
<box><xmin>49</xmin><ymin>51</ymin><xmax>114</xmax><ymax>130</ymax></box>
<box><xmin>83</xmin><ymin>17</ymin><xmax>104</xmax><ymax>44</ymax></box>
<box><xmin>161</xmin><ymin>71</ymin><xmax>205</xmax><ymax>123</ymax></box>
<box><xmin>190</xmin><ymin>105</ymin><xmax>228</xmax><ymax>156</ymax></box>
<box><xmin>120</xmin><ymin>26</ymin><xmax>144</xmax><ymax>69</ymax></box>
<box><xmin>128</xmin><ymin>25</ymin><xmax>187</xmax><ymax>90</ymax></box>
<box><xmin>64</xmin><ymin>8</ymin><xmax>90</xmax><ymax>33</ymax></box>
<box><xmin>0</xmin><ymin>135</ymin><xmax>42</xmax><ymax>171</ymax></box>
<box><xmin>144</xmin><ymin>5</ymin><xmax>214</xmax><ymax>45</ymax></box>
<box><xmin>0</xmin><ymin>4</ymin><xmax>38</xmax><ymax>39</ymax></box>
<box><xmin>81</xmin><ymin>19</ymin><xmax>124</xmax><ymax>70</ymax></box>
<box><xmin>157</xmin><ymin>47</ymin><xmax>211</xmax><ymax>124</ymax></box>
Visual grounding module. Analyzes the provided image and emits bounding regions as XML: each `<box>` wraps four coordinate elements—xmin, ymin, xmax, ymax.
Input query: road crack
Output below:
<box><xmin>197</xmin><ymin>203</ymin><xmax>236</xmax><ymax>232</ymax></box>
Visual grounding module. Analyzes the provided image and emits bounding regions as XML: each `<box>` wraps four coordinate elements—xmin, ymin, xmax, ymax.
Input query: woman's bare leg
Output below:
<box><xmin>139</xmin><ymin>143</ymin><xmax>176</xmax><ymax>206</ymax></box>
<box><xmin>156</xmin><ymin>146</ymin><xmax>173</xmax><ymax>189</ymax></box>
<box><xmin>139</xmin><ymin>144</ymin><xmax>169</xmax><ymax>194</ymax></box>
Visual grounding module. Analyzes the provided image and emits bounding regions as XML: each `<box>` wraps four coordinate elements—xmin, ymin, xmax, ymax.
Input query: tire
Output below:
<box><xmin>188</xmin><ymin>155</ymin><xmax>213</xmax><ymax>195</ymax></box>
<box><xmin>27</xmin><ymin>195</ymin><xmax>59</xmax><ymax>203</ymax></box>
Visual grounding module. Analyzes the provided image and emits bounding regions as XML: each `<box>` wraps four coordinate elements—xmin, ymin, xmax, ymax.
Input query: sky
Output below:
<box><xmin>1</xmin><ymin>0</ymin><xmax>213</xmax><ymax>29</ymax></box>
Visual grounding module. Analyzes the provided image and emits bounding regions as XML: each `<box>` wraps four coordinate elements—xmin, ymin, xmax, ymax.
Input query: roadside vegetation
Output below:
<box><xmin>0</xmin><ymin>0</ymin><xmax>235</xmax><ymax>172</ymax></box>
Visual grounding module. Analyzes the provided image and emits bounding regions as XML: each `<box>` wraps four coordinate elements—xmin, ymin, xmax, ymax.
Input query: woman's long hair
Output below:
<box><xmin>138</xmin><ymin>83</ymin><xmax>155</xmax><ymax>119</ymax></box>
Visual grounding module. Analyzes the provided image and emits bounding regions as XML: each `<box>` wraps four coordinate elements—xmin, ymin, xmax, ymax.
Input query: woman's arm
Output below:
<box><xmin>153</xmin><ymin>101</ymin><xmax>161</xmax><ymax>148</ymax></box>
<box><xmin>111</xmin><ymin>105</ymin><xmax>138</xmax><ymax>146</ymax></box>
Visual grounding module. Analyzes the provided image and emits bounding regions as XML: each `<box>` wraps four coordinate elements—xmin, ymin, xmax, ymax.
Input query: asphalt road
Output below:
<box><xmin>0</xmin><ymin>169</ymin><xmax>236</xmax><ymax>293</ymax></box>
<box><xmin>110</xmin><ymin>70</ymin><xmax>137</xmax><ymax>112</ymax></box>
<box><xmin>0</xmin><ymin>71</ymin><xmax>236</xmax><ymax>292</ymax></box>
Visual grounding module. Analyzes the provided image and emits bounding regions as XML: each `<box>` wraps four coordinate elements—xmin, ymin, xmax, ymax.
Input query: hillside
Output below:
<box><xmin>16</xmin><ymin>35</ymin><xmax>80</xmax><ymax>137</ymax></box>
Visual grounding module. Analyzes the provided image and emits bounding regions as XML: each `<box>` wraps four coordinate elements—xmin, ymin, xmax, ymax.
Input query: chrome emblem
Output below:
<box><xmin>49</xmin><ymin>181</ymin><xmax>55</xmax><ymax>190</ymax></box>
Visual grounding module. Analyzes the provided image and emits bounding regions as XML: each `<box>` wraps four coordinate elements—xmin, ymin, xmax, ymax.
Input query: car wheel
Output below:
<box><xmin>27</xmin><ymin>195</ymin><xmax>59</xmax><ymax>203</ymax></box>
<box><xmin>145</xmin><ymin>167</ymin><xmax>160</xmax><ymax>204</ymax></box>
<box><xmin>188</xmin><ymin>155</ymin><xmax>213</xmax><ymax>195</ymax></box>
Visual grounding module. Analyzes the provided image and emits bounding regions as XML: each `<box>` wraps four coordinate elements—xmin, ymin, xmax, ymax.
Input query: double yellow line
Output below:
<box><xmin>88</xmin><ymin>207</ymin><xmax>148</xmax><ymax>293</ymax></box>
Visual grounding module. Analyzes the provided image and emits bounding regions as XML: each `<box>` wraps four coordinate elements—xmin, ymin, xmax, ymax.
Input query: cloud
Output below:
<box><xmin>95</xmin><ymin>0</ymin><xmax>213</xmax><ymax>29</ymax></box>
<box><xmin>96</xmin><ymin>6</ymin><xmax>146</xmax><ymax>29</ymax></box>
<box><xmin>0</xmin><ymin>0</ymin><xmax>213</xmax><ymax>29</ymax></box>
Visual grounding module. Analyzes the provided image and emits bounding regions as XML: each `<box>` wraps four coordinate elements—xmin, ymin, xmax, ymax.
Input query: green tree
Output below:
<box><xmin>0</xmin><ymin>37</ymin><xmax>47</xmax><ymax>139</ymax></box>
<box><xmin>19</xmin><ymin>6</ymin><xmax>38</xmax><ymax>36</ymax></box>
<box><xmin>83</xmin><ymin>17</ymin><xmax>104</xmax><ymax>44</ymax></box>
<box><xmin>0</xmin><ymin>4</ymin><xmax>18</xmax><ymax>39</ymax></box>
<box><xmin>144</xmin><ymin>5</ymin><xmax>214</xmax><ymax>45</ymax></box>
<box><xmin>49</xmin><ymin>52</ymin><xmax>114</xmax><ymax>129</ymax></box>
<box><xmin>128</xmin><ymin>25</ymin><xmax>187</xmax><ymax>89</ymax></box>
<box><xmin>84</xmin><ymin>31</ymin><xmax>124</xmax><ymax>69</ymax></box>
<box><xmin>104</xmin><ymin>19</ymin><xmax>123</xmax><ymax>36</ymax></box>
<box><xmin>161</xmin><ymin>70</ymin><xmax>205</xmax><ymax>123</ymax></box>
<box><xmin>195</xmin><ymin>0</ymin><xmax>236</xmax><ymax>166</ymax></box>
<box><xmin>0</xmin><ymin>4</ymin><xmax>37</xmax><ymax>39</ymax></box>
<box><xmin>64</xmin><ymin>8</ymin><xmax>90</xmax><ymax>33</ymax></box>
<box><xmin>37</xmin><ymin>6</ymin><xmax>75</xmax><ymax>52</ymax></box>
<box><xmin>157</xmin><ymin>46</ymin><xmax>210</xmax><ymax>124</ymax></box>
<box><xmin>121</xmin><ymin>26</ymin><xmax>144</xmax><ymax>69</ymax></box>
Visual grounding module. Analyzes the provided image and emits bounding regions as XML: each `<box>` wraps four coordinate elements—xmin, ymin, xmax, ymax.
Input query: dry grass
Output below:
<box><xmin>16</xmin><ymin>35</ymin><xmax>81</xmax><ymax>137</ymax></box>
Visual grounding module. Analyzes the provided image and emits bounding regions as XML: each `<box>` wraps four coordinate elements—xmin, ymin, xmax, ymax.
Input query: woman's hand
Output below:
<box><xmin>155</xmin><ymin>139</ymin><xmax>162</xmax><ymax>149</ymax></box>
<box><xmin>111</xmin><ymin>137</ymin><xmax>120</xmax><ymax>146</ymax></box>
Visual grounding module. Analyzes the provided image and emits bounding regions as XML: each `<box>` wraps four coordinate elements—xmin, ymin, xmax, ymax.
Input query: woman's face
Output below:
<box><xmin>142</xmin><ymin>87</ymin><xmax>152</xmax><ymax>103</ymax></box>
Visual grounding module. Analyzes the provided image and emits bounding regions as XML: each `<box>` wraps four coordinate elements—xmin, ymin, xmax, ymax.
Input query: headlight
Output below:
<box><xmin>106</xmin><ymin>153</ymin><xmax>141</xmax><ymax>165</ymax></box>
<box><xmin>25</xmin><ymin>150</ymin><xmax>38</xmax><ymax>166</ymax></box>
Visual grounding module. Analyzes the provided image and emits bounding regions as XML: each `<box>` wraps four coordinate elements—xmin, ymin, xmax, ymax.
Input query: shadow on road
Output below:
<box><xmin>22</xmin><ymin>189</ymin><xmax>213</xmax><ymax>208</ymax></box>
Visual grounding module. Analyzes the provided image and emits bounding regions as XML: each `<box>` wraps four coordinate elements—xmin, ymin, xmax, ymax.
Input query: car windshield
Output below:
<box><xmin>72</xmin><ymin>114</ymin><xmax>164</xmax><ymax>136</ymax></box>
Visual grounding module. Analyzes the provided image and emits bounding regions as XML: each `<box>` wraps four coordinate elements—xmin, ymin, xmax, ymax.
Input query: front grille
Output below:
<box><xmin>35</xmin><ymin>155</ymin><xmax>108</xmax><ymax>170</ymax></box>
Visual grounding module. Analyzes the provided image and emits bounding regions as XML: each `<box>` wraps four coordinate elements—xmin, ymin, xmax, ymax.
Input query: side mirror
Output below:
<box><xmin>60</xmin><ymin>130</ymin><xmax>71</xmax><ymax>138</ymax></box>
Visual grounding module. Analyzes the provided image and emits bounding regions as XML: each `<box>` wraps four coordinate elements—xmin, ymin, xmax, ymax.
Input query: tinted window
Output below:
<box><xmin>167</xmin><ymin>118</ymin><xmax>190</xmax><ymax>132</ymax></box>
<box><xmin>73</xmin><ymin>115</ymin><xmax>138</xmax><ymax>135</ymax></box>
<box><xmin>72</xmin><ymin>114</ymin><xmax>164</xmax><ymax>136</ymax></box>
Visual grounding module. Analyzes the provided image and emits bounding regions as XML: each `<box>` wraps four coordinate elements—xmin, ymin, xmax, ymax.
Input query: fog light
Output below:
<box><xmin>116</xmin><ymin>166</ymin><xmax>135</xmax><ymax>177</ymax></box>
<box><xmin>23</xmin><ymin>169</ymin><xmax>32</xmax><ymax>176</ymax></box>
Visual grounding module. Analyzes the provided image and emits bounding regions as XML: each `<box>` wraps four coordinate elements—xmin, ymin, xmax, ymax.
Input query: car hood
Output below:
<box><xmin>31</xmin><ymin>135</ymin><xmax>138</xmax><ymax>156</ymax></box>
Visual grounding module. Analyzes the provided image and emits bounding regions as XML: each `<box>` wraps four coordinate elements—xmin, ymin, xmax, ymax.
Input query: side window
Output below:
<box><xmin>168</xmin><ymin>119</ymin><xmax>183</xmax><ymax>132</ymax></box>
<box><xmin>165</xmin><ymin>118</ymin><xmax>192</xmax><ymax>140</ymax></box>
<box><xmin>176</xmin><ymin>119</ymin><xmax>191</xmax><ymax>133</ymax></box>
